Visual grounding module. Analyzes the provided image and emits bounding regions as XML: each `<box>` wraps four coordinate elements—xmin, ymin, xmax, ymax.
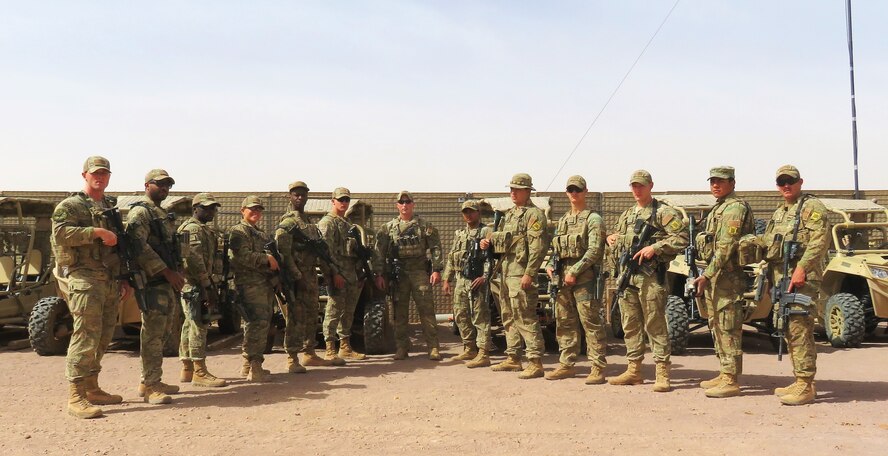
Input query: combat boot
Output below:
<box><xmin>428</xmin><ymin>348</ymin><xmax>442</xmax><ymax>361</ymax></box>
<box><xmin>142</xmin><ymin>382</ymin><xmax>172</xmax><ymax>405</ymax></box>
<box><xmin>286</xmin><ymin>355</ymin><xmax>308</xmax><ymax>374</ymax></box>
<box><xmin>700</xmin><ymin>373</ymin><xmax>724</xmax><ymax>389</ymax></box>
<box><xmin>246</xmin><ymin>360</ymin><xmax>270</xmax><ymax>382</ymax></box>
<box><xmin>393</xmin><ymin>347</ymin><xmax>409</xmax><ymax>360</ymax></box>
<box><xmin>84</xmin><ymin>374</ymin><xmax>123</xmax><ymax>405</ymax></box>
<box><xmin>68</xmin><ymin>381</ymin><xmax>102</xmax><ymax>419</ymax></box>
<box><xmin>705</xmin><ymin>374</ymin><xmax>741</xmax><ymax>398</ymax></box>
<box><xmin>180</xmin><ymin>359</ymin><xmax>194</xmax><ymax>383</ymax></box>
<box><xmin>137</xmin><ymin>381</ymin><xmax>180</xmax><ymax>397</ymax></box>
<box><xmin>338</xmin><ymin>337</ymin><xmax>367</xmax><ymax>361</ymax></box>
<box><xmin>324</xmin><ymin>341</ymin><xmax>347</xmax><ymax>366</ymax></box>
<box><xmin>585</xmin><ymin>364</ymin><xmax>606</xmax><ymax>385</ymax></box>
<box><xmin>779</xmin><ymin>377</ymin><xmax>816</xmax><ymax>406</ymax></box>
<box><xmin>490</xmin><ymin>354</ymin><xmax>523</xmax><ymax>372</ymax></box>
<box><xmin>545</xmin><ymin>363</ymin><xmax>576</xmax><ymax>381</ymax></box>
<box><xmin>653</xmin><ymin>362</ymin><xmax>672</xmax><ymax>392</ymax></box>
<box><xmin>608</xmin><ymin>359</ymin><xmax>643</xmax><ymax>385</ymax></box>
<box><xmin>301</xmin><ymin>349</ymin><xmax>333</xmax><ymax>367</ymax></box>
<box><xmin>455</xmin><ymin>343</ymin><xmax>479</xmax><ymax>361</ymax></box>
<box><xmin>240</xmin><ymin>357</ymin><xmax>270</xmax><ymax>378</ymax></box>
<box><xmin>465</xmin><ymin>349</ymin><xmax>490</xmax><ymax>368</ymax></box>
<box><xmin>518</xmin><ymin>358</ymin><xmax>544</xmax><ymax>379</ymax></box>
<box><xmin>192</xmin><ymin>359</ymin><xmax>228</xmax><ymax>388</ymax></box>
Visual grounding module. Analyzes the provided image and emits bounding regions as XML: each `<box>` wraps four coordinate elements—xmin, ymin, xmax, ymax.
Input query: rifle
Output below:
<box><xmin>610</xmin><ymin>218</ymin><xmax>659</xmax><ymax>317</ymax></box>
<box><xmin>771</xmin><ymin>196</ymin><xmax>813</xmax><ymax>361</ymax></box>
<box><xmin>131</xmin><ymin>203</ymin><xmax>183</xmax><ymax>270</ymax></box>
<box><xmin>218</xmin><ymin>234</ymin><xmax>240</xmax><ymax>322</ymax></box>
<box><xmin>264</xmin><ymin>238</ymin><xmax>295</xmax><ymax>330</ymax></box>
<box><xmin>485</xmin><ymin>211</ymin><xmax>504</xmax><ymax>314</ymax></box>
<box><xmin>182</xmin><ymin>285</ymin><xmax>220</xmax><ymax>324</ymax></box>
<box><xmin>287</xmin><ymin>224</ymin><xmax>337</xmax><ymax>269</ymax></box>
<box><xmin>461</xmin><ymin>230</ymin><xmax>486</xmax><ymax>321</ymax></box>
<box><xmin>102</xmin><ymin>207</ymin><xmax>149</xmax><ymax>312</ymax></box>
<box><xmin>387</xmin><ymin>243</ymin><xmax>403</xmax><ymax>315</ymax></box>
<box><xmin>684</xmin><ymin>215</ymin><xmax>701</xmax><ymax>319</ymax></box>
<box><xmin>349</xmin><ymin>226</ymin><xmax>375</xmax><ymax>281</ymax></box>
<box><xmin>548</xmin><ymin>251</ymin><xmax>562</xmax><ymax>322</ymax></box>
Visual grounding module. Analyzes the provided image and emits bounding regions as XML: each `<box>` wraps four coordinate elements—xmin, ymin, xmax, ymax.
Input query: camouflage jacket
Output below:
<box><xmin>442</xmin><ymin>223</ymin><xmax>491</xmax><ymax>283</ymax></box>
<box><xmin>762</xmin><ymin>194</ymin><xmax>829</xmax><ymax>281</ymax></box>
<box><xmin>700</xmin><ymin>192</ymin><xmax>754</xmax><ymax>279</ymax></box>
<box><xmin>50</xmin><ymin>191</ymin><xmax>119</xmax><ymax>279</ymax></box>
<box><xmin>319</xmin><ymin>212</ymin><xmax>361</xmax><ymax>283</ymax></box>
<box><xmin>177</xmin><ymin>216</ymin><xmax>218</xmax><ymax>290</ymax></box>
<box><xmin>547</xmin><ymin>209</ymin><xmax>605</xmax><ymax>283</ymax></box>
<box><xmin>374</xmin><ymin>216</ymin><xmax>443</xmax><ymax>273</ymax></box>
<box><xmin>610</xmin><ymin>199</ymin><xmax>688</xmax><ymax>274</ymax></box>
<box><xmin>489</xmin><ymin>202</ymin><xmax>549</xmax><ymax>278</ymax></box>
<box><xmin>126</xmin><ymin>196</ymin><xmax>178</xmax><ymax>280</ymax></box>
<box><xmin>276</xmin><ymin>210</ymin><xmax>338</xmax><ymax>283</ymax></box>
<box><xmin>228</xmin><ymin>220</ymin><xmax>274</xmax><ymax>287</ymax></box>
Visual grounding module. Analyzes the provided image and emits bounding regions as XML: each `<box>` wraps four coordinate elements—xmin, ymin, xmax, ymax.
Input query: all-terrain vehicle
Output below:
<box><xmin>818</xmin><ymin>198</ymin><xmax>888</xmax><ymax>347</ymax></box>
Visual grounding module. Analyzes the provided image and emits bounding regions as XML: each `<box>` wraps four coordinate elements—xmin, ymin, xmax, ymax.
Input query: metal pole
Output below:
<box><xmin>846</xmin><ymin>0</ymin><xmax>860</xmax><ymax>199</ymax></box>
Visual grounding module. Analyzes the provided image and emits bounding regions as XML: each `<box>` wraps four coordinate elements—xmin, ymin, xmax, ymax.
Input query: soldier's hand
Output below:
<box><xmin>479</xmin><ymin>239</ymin><xmax>490</xmax><ymax>250</ymax></box>
<box><xmin>333</xmin><ymin>274</ymin><xmax>346</xmax><ymax>289</ymax></box>
<box><xmin>564</xmin><ymin>273</ymin><xmax>577</xmax><ymax>286</ymax></box>
<box><xmin>94</xmin><ymin>228</ymin><xmax>118</xmax><ymax>246</ymax></box>
<box><xmin>520</xmin><ymin>274</ymin><xmax>534</xmax><ymax>290</ymax></box>
<box><xmin>545</xmin><ymin>266</ymin><xmax>554</xmax><ymax>279</ymax></box>
<box><xmin>267</xmin><ymin>254</ymin><xmax>280</xmax><ymax>271</ymax></box>
<box><xmin>430</xmin><ymin>271</ymin><xmax>441</xmax><ymax>286</ymax></box>
<box><xmin>374</xmin><ymin>275</ymin><xmax>386</xmax><ymax>291</ymax></box>
<box><xmin>119</xmin><ymin>281</ymin><xmax>133</xmax><ymax>301</ymax></box>
<box><xmin>442</xmin><ymin>281</ymin><xmax>452</xmax><ymax>296</ymax></box>
<box><xmin>692</xmin><ymin>275</ymin><xmax>708</xmax><ymax>297</ymax></box>
<box><xmin>162</xmin><ymin>268</ymin><xmax>186</xmax><ymax>292</ymax></box>
<box><xmin>788</xmin><ymin>266</ymin><xmax>807</xmax><ymax>292</ymax></box>
<box><xmin>606</xmin><ymin>233</ymin><xmax>618</xmax><ymax>246</ymax></box>
<box><xmin>471</xmin><ymin>276</ymin><xmax>486</xmax><ymax>290</ymax></box>
<box><xmin>633</xmin><ymin>245</ymin><xmax>656</xmax><ymax>264</ymax></box>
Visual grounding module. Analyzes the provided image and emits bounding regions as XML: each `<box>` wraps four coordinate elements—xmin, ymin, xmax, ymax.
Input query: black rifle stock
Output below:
<box><xmin>348</xmin><ymin>226</ymin><xmax>375</xmax><ymax>281</ymax></box>
<box><xmin>288</xmin><ymin>225</ymin><xmax>337</xmax><ymax>269</ymax></box>
<box><xmin>101</xmin><ymin>207</ymin><xmax>149</xmax><ymax>312</ymax></box>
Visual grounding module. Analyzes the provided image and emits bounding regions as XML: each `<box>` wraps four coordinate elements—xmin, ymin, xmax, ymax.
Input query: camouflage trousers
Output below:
<box><xmin>619</xmin><ymin>271</ymin><xmax>670</xmax><ymax>363</ymax></box>
<box><xmin>782</xmin><ymin>279</ymin><xmax>820</xmax><ymax>378</ymax></box>
<box><xmin>324</xmin><ymin>279</ymin><xmax>360</xmax><ymax>342</ymax></box>
<box><xmin>500</xmin><ymin>274</ymin><xmax>545</xmax><ymax>359</ymax></box>
<box><xmin>284</xmin><ymin>277</ymin><xmax>319</xmax><ymax>354</ymax></box>
<box><xmin>555</xmin><ymin>280</ymin><xmax>606</xmax><ymax>368</ymax></box>
<box><xmin>65</xmin><ymin>273</ymin><xmax>119</xmax><ymax>381</ymax></box>
<box><xmin>178</xmin><ymin>285</ymin><xmax>209</xmax><ymax>361</ymax></box>
<box><xmin>704</xmin><ymin>272</ymin><xmax>746</xmax><ymax>376</ymax></box>
<box><xmin>141</xmin><ymin>283</ymin><xmax>176</xmax><ymax>385</ymax></box>
<box><xmin>451</xmin><ymin>276</ymin><xmax>492</xmax><ymax>352</ymax></box>
<box><xmin>393</xmin><ymin>269</ymin><xmax>439</xmax><ymax>351</ymax></box>
<box><xmin>239</xmin><ymin>283</ymin><xmax>274</xmax><ymax>362</ymax></box>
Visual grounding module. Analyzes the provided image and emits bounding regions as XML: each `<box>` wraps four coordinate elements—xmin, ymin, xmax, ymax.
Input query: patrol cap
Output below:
<box><xmin>396</xmin><ymin>190</ymin><xmax>414</xmax><ymax>202</ymax></box>
<box><xmin>145</xmin><ymin>169</ymin><xmax>175</xmax><ymax>185</ymax></box>
<box><xmin>241</xmin><ymin>195</ymin><xmax>264</xmax><ymax>209</ymax></box>
<box><xmin>332</xmin><ymin>187</ymin><xmax>351</xmax><ymax>199</ymax></box>
<box><xmin>566</xmin><ymin>175</ymin><xmax>587</xmax><ymax>190</ymax></box>
<box><xmin>460</xmin><ymin>200</ymin><xmax>480</xmax><ymax>212</ymax></box>
<box><xmin>508</xmin><ymin>173</ymin><xmax>535</xmax><ymax>190</ymax></box>
<box><xmin>83</xmin><ymin>156</ymin><xmax>111</xmax><ymax>173</ymax></box>
<box><xmin>775</xmin><ymin>165</ymin><xmax>801</xmax><ymax>179</ymax></box>
<box><xmin>708</xmin><ymin>166</ymin><xmax>735</xmax><ymax>180</ymax></box>
<box><xmin>288</xmin><ymin>181</ymin><xmax>309</xmax><ymax>192</ymax></box>
<box><xmin>629</xmin><ymin>170</ymin><xmax>652</xmax><ymax>186</ymax></box>
<box><xmin>192</xmin><ymin>193</ymin><xmax>221</xmax><ymax>207</ymax></box>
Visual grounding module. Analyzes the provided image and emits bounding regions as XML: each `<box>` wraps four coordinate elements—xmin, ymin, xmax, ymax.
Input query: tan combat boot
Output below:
<box><xmin>653</xmin><ymin>362</ymin><xmax>672</xmax><ymax>392</ymax></box>
<box><xmin>779</xmin><ymin>377</ymin><xmax>816</xmax><ymax>406</ymax></box>
<box><xmin>324</xmin><ymin>341</ymin><xmax>347</xmax><ymax>366</ymax></box>
<box><xmin>428</xmin><ymin>347</ymin><xmax>442</xmax><ymax>361</ymax></box>
<box><xmin>84</xmin><ymin>374</ymin><xmax>123</xmax><ymax>405</ymax></box>
<box><xmin>142</xmin><ymin>382</ymin><xmax>173</xmax><ymax>405</ymax></box>
<box><xmin>246</xmin><ymin>360</ymin><xmax>270</xmax><ymax>382</ymax></box>
<box><xmin>286</xmin><ymin>355</ymin><xmax>308</xmax><ymax>374</ymax></box>
<box><xmin>491</xmin><ymin>354</ymin><xmax>523</xmax><ymax>372</ymax></box>
<box><xmin>465</xmin><ymin>349</ymin><xmax>490</xmax><ymax>368</ymax></box>
<box><xmin>338</xmin><ymin>337</ymin><xmax>367</xmax><ymax>361</ymax></box>
<box><xmin>301</xmin><ymin>349</ymin><xmax>333</xmax><ymax>367</ymax></box>
<box><xmin>545</xmin><ymin>363</ymin><xmax>576</xmax><ymax>381</ymax></box>
<box><xmin>68</xmin><ymin>381</ymin><xmax>102</xmax><ymax>419</ymax></box>
<box><xmin>518</xmin><ymin>358</ymin><xmax>544</xmax><ymax>379</ymax></box>
<box><xmin>454</xmin><ymin>343</ymin><xmax>479</xmax><ymax>361</ymax></box>
<box><xmin>774</xmin><ymin>377</ymin><xmax>814</xmax><ymax>396</ymax></box>
<box><xmin>137</xmin><ymin>381</ymin><xmax>180</xmax><ymax>397</ymax></box>
<box><xmin>393</xmin><ymin>347</ymin><xmax>409</xmax><ymax>360</ymax></box>
<box><xmin>192</xmin><ymin>359</ymin><xmax>228</xmax><ymax>387</ymax></box>
<box><xmin>608</xmin><ymin>359</ymin><xmax>644</xmax><ymax>385</ymax></box>
<box><xmin>585</xmin><ymin>364</ymin><xmax>606</xmax><ymax>385</ymax></box>
<box><xmin>700</xmin><ymin>373</ymin><xmax>724</xmax><ymax>389</ymax></box>
<box><xmin>705</xmin><ymin>374</ymin><xmax>741</xmax><ymax>398</ymax></box>
<box><xmin>180</xmin><ymin>359</ymin><xmax>194</xmax><ymax>383</ymax></box>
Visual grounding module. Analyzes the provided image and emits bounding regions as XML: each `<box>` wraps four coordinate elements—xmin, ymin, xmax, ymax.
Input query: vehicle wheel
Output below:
<box><xmin>362</xmin><ymin>297</ymin><xmax>394</xmax><ymax>355</ymax></box>
<box><xmin>860</xmin><ymin>293</ymin><xmax>878</xmax><ymax>335</ymax></box>
<box><xmin>666</xmin><ymin>295</ymin><xmax>690</xmax><ymax>355</ymax></box>
<box><xmin>162</xmin><ymin>306</ymin><xmax>184</xmax><ymax>357</ymax></box>
<box><xmin>28</xmin><ymin>296</ymin><xmax>72</xmax><ymax>356</ymax></box>
<box><xmin>824</xmin><ymin>293</ymin><xmax>866</xmax><ymax>348</ymax></box>
<box><xmin>217</xmin><ymin>299</ymin><xmax>242</xmax><ymax>335</ymax></box>
<box><xmin>609</xmin><ymin>301</ymin><xmax>624</xmax><ymax>339</ymax></box>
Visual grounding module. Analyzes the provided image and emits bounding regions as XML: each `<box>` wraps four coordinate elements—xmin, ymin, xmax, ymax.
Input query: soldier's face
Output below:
<box><xmin>510</xmin><ymin>188</ymin><xmax>530</xmax><ymax>205</ymax></box>
<box><xmin>461</xmin><ymin>209</ymin><xmax>480</xmax><ymax>225</ymax></box>
<box><xmin>242</xmin><ymin>206</ymin><xmax>263</xmax><ymax>225</ymax></box>
<box><xmin>195</xmin><ymin>205</ymin><xmax>218</xmax><ymax>223</ymax></box>
<box><xmin>776</xmin><ymin>175</ymin><xmax>803</xmax><ymax>201</ymax></box>
<box><xmin>565</xmin><ymin>186</ymin><xmax>587</xmax><ymax>204</ymax></box>
<box><xmin>332</xmin><ymin>197</ymin><xmax>350</xmax><ymax>215</ymax></box>
<box><xmin>146</xmin><ymin>179</ymin><xmax>172</xmax><ymax>202</ymax></box>
<box><xmin>289</xmin><ymin>188</ymin><xmax>308</xmax><ymax>211</ymax></box>
<box><xmin>397</xmin><ymin>199</ymin><xmax>414</xmax><ymax>218</ymax></box>
<box><xmin>82</xmin><ymin>169</ymin><xmax>111</xmax><ymax>192</ymax></box>
<box><xmin>708</xmin><ymin>178</ymin><xmax>734</xmax><ymax>198</ymax></box>
<box><xmin>630</xmin><ymin>182</ymin><xmax>653</xmax><ymax>202</ymax></box>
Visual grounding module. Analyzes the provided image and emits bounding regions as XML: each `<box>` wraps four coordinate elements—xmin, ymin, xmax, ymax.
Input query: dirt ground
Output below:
<box><xmin>1</xmin><ymin>324</ymin><xmax>887</xmax><ymax>456</ymax></box>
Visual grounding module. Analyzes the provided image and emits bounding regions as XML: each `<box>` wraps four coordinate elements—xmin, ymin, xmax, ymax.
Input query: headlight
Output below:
<box><xmin>869</xmin><ymin>267</ymin><xmax>888</xmax><ymax>279</ymax></box>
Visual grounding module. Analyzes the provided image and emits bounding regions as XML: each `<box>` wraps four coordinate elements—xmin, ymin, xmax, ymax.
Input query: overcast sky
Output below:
<box><xmin>1</xmin><ymin>1</ymin><xmax>885</xmax><ymax>194</ymax></box>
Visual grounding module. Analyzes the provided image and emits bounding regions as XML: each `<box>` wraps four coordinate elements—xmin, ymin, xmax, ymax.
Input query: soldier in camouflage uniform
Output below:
<box><xmin>276</xmin><ymin>181</ymin><xmax>345</xmax><ymax>371</ymax></box>
<box><xmin>128</xmin><ymin>169</ymin><xmax>186</xmax><ymax>404</ymax></box>
<box><xmin>374</xmin><ymin>191</ymin><xmax>444</xmax><ymax>361</ymax></box>
<box><xmin>544</xmin><ymin>175</ymin><xmax>607</xmax><ymax>383</ymax></box>
<box><xmin>319</xmin><ymin>188</ymin><xmax>370</xmax><ymax>363</ymax></box>
<box><xmin>177</xmin><ymin>193</ymin><xmax>227</xmax><ymax>388</ymax></box>
<box><xmin>692</xmin><ymin>167</ymin><xmax>755</xmax><ymax>398</ymax></box>
<box><xmin>52</xmin><ymin>156</ymin><xmax>131</xmax><ymax>419</ymax></box>
<box><xmin>442</xmin><ymin>200</ymin><xmax>493</xmax><ymax>367</ymax></box>
<box><xmin>480</xmin><ymin>173</ymin><xmax>549</xmax><ymax>379</ymax></box>
<box><xmin>761</xmin><ymin>165</ymin><xmax>828</xmax><ymax>406</ymax></box>
<box><xmin>606</xmin><ymin>170</ymin><xmax>688</xmax><ymax>392</ymax></box>
<box><xmin>229</xmin><ymin>196</ymin><xmax>280</xmax><ymax>382</ymax></box>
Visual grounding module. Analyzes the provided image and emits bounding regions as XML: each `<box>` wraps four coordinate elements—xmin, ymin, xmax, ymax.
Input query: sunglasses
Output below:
<box><xmin>776</xmin><ymin>177</ymin><xmax>798</xmax><ymax>186</ymax></box>
<box><xmin>566</xmin><ymin>186</ymin><xmax>584</xmax><ymax>193</ymax></box>
<box><xmin>149</xmin><ymin>180</ymin><xmax>173</xmax><ymax>188</ymax></box>
<box><xmin>336</xmin><ymin>197</ymin><xmax>351</xmax><ymax>203</ymax></box>
<box><xmin>398</xmin><ymin>200</ymin><xmax>413</xmax><ymax>205</ymax></box>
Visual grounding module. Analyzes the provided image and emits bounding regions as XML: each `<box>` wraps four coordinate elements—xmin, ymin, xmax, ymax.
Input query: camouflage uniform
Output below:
<box><xmin>229</xmin><ymin>218</ymin><xmax>276</xmax><ymax>364</ymax></box>
<box><xmin>442</xmin><ymin>219</ymin><xmax>493</xmax><ymax>353</ymax></box>
<box><xmin>375</xmin><ymin>214</ymin><xmax>443</xmax><ymax>353</ymax></box>
<box><xmin>318</xmin><ymin>212</ymin><xmax>364</xmax><ymax>346</ymax></box>
<box><xmin>177</xmin><ymin>214</ymin><xmax>219</xmax><ymax>362</ymax></box>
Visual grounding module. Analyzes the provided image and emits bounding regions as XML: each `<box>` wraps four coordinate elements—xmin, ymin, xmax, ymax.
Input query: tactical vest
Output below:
<box><xmin>388</xmin><ymin>218</ymin><xmax>427</xmax><ymax>259</ymax></box>
<box><xmin>322</xmin><ymin>214</ymin><xmax>358</xmax><ymax>260</ymax></box>
<box><xmin>552</xmin><ymin>209</ymin><xmax>592</xmax><ymax>260</ymax></box>
<box><xmin>697</xmin><ymin>197</ymin><xmax>754</xmax><ymax>263</ymax></box>
<box><xmin>449</xmin><ymin>225</ymin><xmax>486</xmax><ymax>279</ymax></box>
<box><xmin>52</xmin><ymin>193</ymin><xmax>118</xmax><ymax>275</ymax></box>
<box><xmin>130</xmin><ymin>201</ymin><xmax>181</xmax><ymax>269</ymax></box>
<box><xmin>177</xmin><ymin>218</ymin><xmax>217</xmax><ymax>279</ymax></box>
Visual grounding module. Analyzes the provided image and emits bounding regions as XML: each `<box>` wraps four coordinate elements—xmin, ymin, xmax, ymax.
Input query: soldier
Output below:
<box><xmin>276</xmin><ymin>181</ymin><xmax>346</xmax><ymax>371</ymax></box>
<box><xmin>229</xmin><ymin>196</ymin><xmax>280</xmax><ymax>382</ymax></box>
<box><xmin>177</xmin><ymin>193</ymin><xmax>228</xmax><ymax>388</ymax></box>
<box><xmin>606</xmin><ymin>170</ymin><xmax>687</xmax><ymax>392</ymax></box>
<box><xmin>52</xmin><ymin>156</ymin><xmax>132</xmax><ymax>419</ymax></box>
<box><xmin>442</xmin><ymin>200</ymin><xmax>493</xmax><ymax>367</ymax></box>
<box><xmin>128</xmin><ymin>169</ymin><xmax>186</xmax><ymax>404</ymax></box>
<box><xmin>374</xmin><ymin>191</ymin><xmax>443</xmax><ymax>361</ymax></box>
<box><xmin>479</xmin><ymin>173</ymin><xmax>549</xmax><ymax>379</ymax></box>
<box><xmin>691</xmin><ymin>167</ymin><xmax>755</xmax><ymax>398</ymax></box>
<box><xmin>761</xmin><ymin>165</ymin><xmax>828</xmax><ymax>405</ymax></box>
<box><xmin>544</xmin><ymin>175</ymin><xmax>607</xmax><ymax>383</ymax></box>
<box><xmin>319</xmin><ymin>188</ymin><xmax>370</xmax><ymax>363</ymax></box>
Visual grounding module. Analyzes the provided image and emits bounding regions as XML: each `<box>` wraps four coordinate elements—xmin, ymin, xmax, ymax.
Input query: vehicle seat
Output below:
<box><xmin>0</xmin><ymin>256</ymin><xmax>14</xmax><ymax>286</ymax></box>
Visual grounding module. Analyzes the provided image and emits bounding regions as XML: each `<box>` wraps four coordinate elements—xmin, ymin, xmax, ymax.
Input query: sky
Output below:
<box><xmin>1</xmin><ymin>1</ymin><xmax>885</xmax><ymax>194</ymax></box>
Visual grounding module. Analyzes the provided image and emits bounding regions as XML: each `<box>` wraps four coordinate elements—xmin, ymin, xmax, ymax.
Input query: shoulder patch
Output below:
<box><xmin>52</xmin><ymin>207</ymin><xmax>68</xmax><ymax>223</ymax></box>
<box><xmin>530</xmin><ymin>221</ymin><xmax>542</xmax><ymax>231</ymax></box>
<box><xmin>668</xmin><ymin>219</ymin><xmax>682</xmax><ymax>231</ymax></box>
<box><xmin>809</xmin><ymin>211</ymin><xmax>822</xmax><ymax>222</ymax></box>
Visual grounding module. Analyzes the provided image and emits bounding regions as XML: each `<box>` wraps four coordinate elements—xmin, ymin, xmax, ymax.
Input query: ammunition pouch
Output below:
<box><xmin>552</xmin><ymin>234</ymin><xmax>586</xmax><ymax>259</ymax></box>
<box><xmin>737</xmin><ymin>234</ymin><xmax>765</xmax><ymax>265</ymax></box>
<box><xmin>764</xmin><ymin>233</ymin><xmax>784</xmax><ymax>262</ymax></box>
<box><xmin>395</xmin><ymin>234</ymin><xmax>424</xmax><ymax>258</ymax></box>
<box><xmin>696</xmin><ymin>231</ymin><xmax>714</xmax><ymax>262</ymax></box>
<box><xmin>489</xmin><ymin>231</ymin><xmax>513</xmax><ymax>254</ymax></box>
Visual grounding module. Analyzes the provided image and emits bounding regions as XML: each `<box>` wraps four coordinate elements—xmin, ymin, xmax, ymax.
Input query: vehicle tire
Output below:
<box><xmin>28</xmin><ymin>296</ymin><xmax>72</xmax><ymax>356</ymax></box>
<box><xmin>824</xmin><ymin>293</ymin><xmax>866</xmax><ymax>348</ymax></box>
<box><xmin>860</xmin><ymin>293</ymin><xmax>879</xmax><ymax>335</ymax></box>
<box><xmin>362</xmin><ymin>297</ymin><xmax>394</xmax><ymax>355</ymax></box>
<box><xmin>162</xmin><ymin>306</ymin><xmax>184</xmax><ymax>357</ymax></box>
<box><xmin>609</xmin><ymin>301</ymin><xmax>624</xmax><ymax>339</ymax></box>
<box><xmin>217</xmin><ymin>300</ymin><xmax>242</xmax><ymax>335</ymax></box>
<box><xmin>666</xmin><ymin>295</ymin><xmax>690</xmax><ymax>355</ymax></box>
